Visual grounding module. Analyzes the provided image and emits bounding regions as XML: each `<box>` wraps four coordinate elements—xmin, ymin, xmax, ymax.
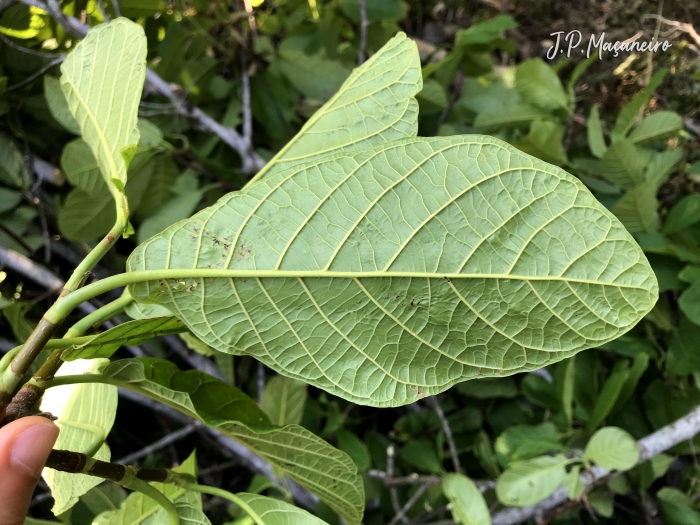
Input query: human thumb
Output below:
<box><xmin>0</xmin><ymin>416</ymin><xmax>59</xmax><ymax>525</ymax></box>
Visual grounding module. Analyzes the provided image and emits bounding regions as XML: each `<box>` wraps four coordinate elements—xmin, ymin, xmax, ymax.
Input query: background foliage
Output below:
<box><xmin>1</xmin><ymin>0</ymin><xmax>700</xmax><ymax>524</ymax></box>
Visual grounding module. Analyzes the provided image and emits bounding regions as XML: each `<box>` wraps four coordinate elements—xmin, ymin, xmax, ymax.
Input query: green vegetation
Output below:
<box><xmin>0</xmin><ymin>1</ymin><xmax>699</xmax><ymax>524</ymax></box>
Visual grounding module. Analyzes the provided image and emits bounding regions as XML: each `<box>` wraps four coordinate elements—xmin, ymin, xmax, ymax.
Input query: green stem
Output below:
<box><xmin>64</xmin><ymin>292</ymin><xmax>133</xmax><ymax>338</ymax></box>
<box><xmin>125</xmin><ymin>478</ymin><xmax>181</xmax><ymax>525</ymax></box>
<box><xmin>62</xmin><ymin>200</ymin><xmax>127</xmax><ymax>294</ymax></box>
<box><xmin>0</xmin><ymin>213</ymin><xmax>128</xmax><ymax>418</ymax></box>
<box><xmin>182</xmin><ymin>483</ymin><xmax>264</xmax><ymax>525</ymax></box>
<box><xmin>1</xmin><ymin>295</ymin><xmax>134</xmax><ymax>424</ymax></box>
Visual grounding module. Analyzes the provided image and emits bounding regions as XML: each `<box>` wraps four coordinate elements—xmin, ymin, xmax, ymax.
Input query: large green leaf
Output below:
<box><xmin>60</xmin><ymin>317</ymin><xmax>186</xmax><ymax>361</ymax></box>
<box><xmin>60</xmin><ymin>18</ymin><xmax>147</xmax><ymax>197</ymax></box>
<box><xmin>234</xmin><ymin>493</ymin><xmax>329</xmax><ymax>524</ymax></box>
<box><xmin>86</xmin><ymin>358</ymin><xmax>363</xmax><ymax>525</ymax></box>
<box><xmin>249</xmin><ymin>32</ymin><xmax>421</xmax><ymax>183</ymax></box>
<box><xmin>442</xmin><ymin>474</ymin><xmax>491</xmax><ymax>525</ymax></box>
<box><xmin>41</xmin><ymin>359</ymin><xmax>118</xmax><ymax>515</ymax></box>
<box><xmin>128</xmin><ymin>135</ymin><xmax>657</xmax><ymax>407</ymax></box>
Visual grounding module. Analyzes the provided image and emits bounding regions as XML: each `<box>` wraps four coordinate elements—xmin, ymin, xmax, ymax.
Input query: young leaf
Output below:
<box><xmin>249</xmin><ymin>32</ymin><xmax>421</xmax><ymax>183</ymax></box>
<box><xmin>587</xmin><ymin>105</ymin><xmax>607</xmax><ymax>158</ymax></box>
<box><xmin>611</xmin><ymin>69</ymin><xmax>668</xmax><ymax>142</ymax></box>
<box><xmin>92</xmin><ymin>358</ymin><xmax>364</xmax><ymax>525</ymax></box>
<box><xmin>496</xmin><ymin>455</ymin><xmax>569</xmax><ymax>507</ymax></box>
<box><xmin>60</xmin><ymin>317</ymin><xmax>186</xmax><ymax>361</ymax></box>
<box><xmin>234</xmin><ymin>493</ymin><xmax>330</xmax><ymax>524</ymax></box>
<box><xmin>442</xmin><ymin>473</ymin><xmax>491</xmax><ymax>525</ymax></box>
<box><xmin>629</xmin><ymin>110</ymin><xmax>683</xmax><ymax>144</ymax></box>
<box><xmin>514</xmin><ymin>59</ymin><xmax>569</xmax><ymax>114</ymax></box>
<box><xmin>41</xmin><ymin>359</ymin><xmax>118</xmax><ymax>515</ymax></box>
<box><xmin>60</xmin><ymin>18</ymin><xmax>147</xmax><ymax>195</ymax></box>
<box><xmin>585</xmin><ymin>426</ymin><xmax>639</xmax><ymax>470</ymax></box>
<box><xmin>128</xmin><ymin>135</ymin><xmax>658</xmax><ymax>407</ymax></box>
<box><xmin>260</xmin><ymin>375</ymin><xmax>307</xmax><ymax>426</ymax></box>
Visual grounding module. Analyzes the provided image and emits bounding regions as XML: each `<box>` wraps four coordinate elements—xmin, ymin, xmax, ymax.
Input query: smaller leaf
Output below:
<box><xmin>495</xmin><ymin>423</ymin><xmax>563</xmax><ymax>466</ymax></box>
<box><xmin>587</xmin><ymin>105</ymin><xmax>606</xmax><ymax>158</ymax></box>
<box><xmin>261</xmin><ymin>375</ymin><xmax>307</xmax><ymax>426</ymax></box>
<box><xmin>585</xmin><ymin>427</ymin><xmax>639</xmax><ymax>470</ymax></box>
<box><xmin>644</xmin><ymin>149</ymin><xmax>683</xmax><ymax>189</ymax></box>
<box><xmin>496</xmin><ymin>455</ymin><xmax>568</xmax><ymax>507</ymax></box>
<box><xmin>658</xmin><ymin>487</ymin><xmax>700</xmax><ymax>525</ymax></box>
<box><xmin>515</xmin><ymin>59</ymin><xmax>569</xmax><ymax>114</ymax></box>
<box><xmin>611</xmin><ymin>182</ymin><xmax>660</xmax><ymax>234</ymax></box>
<box><xmin>511</xmin><ymin>120</ymin><xmax>568</xmax><ymax>165</ymax></box>
<box><xmin>336</xmin><ymin>430</ymin><xmax>371</xmax><ymax>472</ymax></box>
<box><xmin>562</xmin><ymin>466</ymin><xmax>584</xmax><ymax>500</ymax></box>
<box><xmin>44</xmin><ymin>76</ymin><xmax>80</xmax><ymax>135</ymax></box>
<box><xmin>474</xmin><ymin>103</ymin><xmax>551</xmax><ymax>133</ymax></box>
<box><xmin>663</xmin><ymin>194</ymin><xmax>700</xmax><ymax>235</ymax></box>
<box><xmin>58</xmin><ymin>187</ymin><xmax>115</xmax><ymax>242</ymax></box>
<box><xmin>601</xmin><ymin>140</ymin><xmax>646</xmax><ymax>188</ymax></box>
<box><xmin>611</xmin><ymin>69</ymin><xmax>668</xmax><ymax>141</ymax></box>
<box><xmin>235</xmin><ymin>493</ymin><xmax>330</xmax><ymax>524</ymax></box>
<box><xmin>629</xmin><ymin>110</ymin><xmax>683</xmax><ymax>144</ymax></box>
<box><xmin>0</xmin><ymin>134</ymin><xmax>30</xmax><ymax>188</ymax></box>
<box><xmin>442</xmin><ymin>473</ymin><xmax>491</xmax><ymax>525</ymax></box>
<box><xmin>587</xmin><ymin>361</ymin><xmax>630</xmax><ymax>429</ymax></box>
<box><xmin>400</xmin><ymin>440</ymin><xmax>443</xmax><ymax>474</ymax></box>
<box><xmin>667</xmin><ymin>316</ymin><xmax>700</xmax><ymax>374</ymax></box>
<box><xmin>61</xmin><ymin>317</ymin><xmax>186</xmax><ymax>361</ymax></box>
<box><xmin>588</xmin><ymin>487</ymin><xmax>614</xmax><ymax>517</ymax></box>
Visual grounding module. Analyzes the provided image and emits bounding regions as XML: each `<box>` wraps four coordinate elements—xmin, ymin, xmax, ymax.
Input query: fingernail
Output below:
<box><xmin>11</xmin><ymin>421</ymin><xmax>59</xmax><ymax>477</ymax></box>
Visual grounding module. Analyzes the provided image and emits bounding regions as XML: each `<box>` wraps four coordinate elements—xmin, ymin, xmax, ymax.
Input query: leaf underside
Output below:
<box><xmin>128</xmin><ymin>135</ymin><xmax>657</xmax><ymax>407</ymax></box>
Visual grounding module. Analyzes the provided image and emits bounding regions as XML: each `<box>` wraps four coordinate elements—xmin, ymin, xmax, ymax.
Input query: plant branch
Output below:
<box><xmin>388</xmin><ymin>483</ymin><xmax>431</xmax><ymax>525</ymax></box>
<box><xmin>491</xmin><ymin>405</ymin><xmax>700</xmax><ymax>525</ymax></box>
<box><xmin>115</xmin><ymin>423</ymin><xmax>199</xmax><ymax>465</ymax></box>
<box><xmin>357</xmin><ymin>0</ymin><xmax>368</xmax><ymax>65</ymax></box>
<box><xmin>6</xmin><ymin>56</ymin><xmax>64</xmax><ymax>91</ymax></box>
<box><xmin>427</xmin><ymin>395</ymin><xmax>461</xmax><ymax>473</ymax></box>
